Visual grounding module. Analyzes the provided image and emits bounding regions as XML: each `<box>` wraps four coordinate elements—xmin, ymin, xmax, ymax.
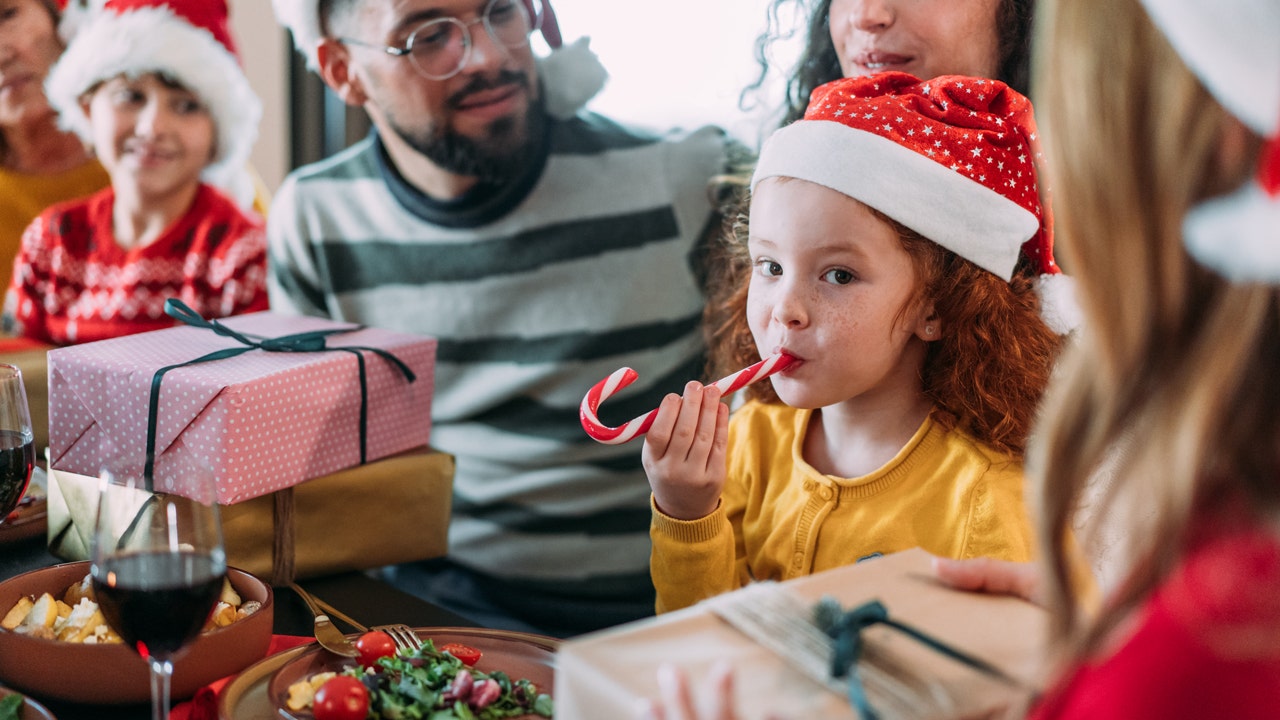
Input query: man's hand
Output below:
<box><xmin>642</xmin><ymin>382</ymin><xmax>728</xmax><ymax>521</ymax></box>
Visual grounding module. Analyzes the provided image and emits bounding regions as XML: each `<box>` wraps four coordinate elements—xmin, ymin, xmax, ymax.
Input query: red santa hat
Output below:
<box><xmin>1137</xmin><ymin>0</ymin><xmax>1280</xmax><ymax>283</ymax></box>
<box><xmin>44</xmin><ymin>0</ymin><xmax>261</xmax><ymax>210</ymax></box>
<box><xmin>270</xmin><ymin>0</ymin><xmax>606</xmax><ymax>120</ymax></box>
<box><xmin>753</xmin><ymin>72</ymin><xmax>1078</xmax><ymax>333</ymax></box>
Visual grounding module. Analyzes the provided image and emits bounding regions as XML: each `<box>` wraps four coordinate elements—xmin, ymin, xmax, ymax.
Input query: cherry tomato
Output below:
<box><xmin>355</xmin><ymin>630</ymin><xmax>397</xmax><ymax>669</ymax></box>
<box><xmin>312</xmin><ymin>676</ymin><xmax>368</xmax><ymax>720</ymax></box>
<box><xmin>440</xmin><ymin>642</ymin><xmax>482</xmax><ymax>666</ymax></box>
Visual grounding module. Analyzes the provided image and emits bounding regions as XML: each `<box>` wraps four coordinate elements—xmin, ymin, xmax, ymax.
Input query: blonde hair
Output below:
<box><xmin>1033</xmin><ymin>0</ymin><xmax>1280</xmax><ymax>664</ymax></box>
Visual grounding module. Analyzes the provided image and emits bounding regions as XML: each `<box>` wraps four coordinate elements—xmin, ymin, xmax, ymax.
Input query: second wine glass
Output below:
<box><xmin>0</xmin><ymin>363</ymin><xmax>34</xmax><ymax>522</ymax></box>
<box><xmin>91</xmin><ymin>462</ymin><xmax>226</xmax><ymax>720</ymax></box>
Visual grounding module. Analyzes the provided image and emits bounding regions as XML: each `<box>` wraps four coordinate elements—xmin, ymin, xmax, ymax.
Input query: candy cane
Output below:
<box><xmin>579</xmin><ymin>352</ymin><xmax>798</xmax><ymax>445</ymax></box>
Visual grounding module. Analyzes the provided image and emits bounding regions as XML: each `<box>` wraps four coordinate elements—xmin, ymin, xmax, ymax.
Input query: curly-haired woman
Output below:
<box><xmin>748</xmin><ymin>0</ymin><xmax>1035</xmax><ymax>127</ymax></box>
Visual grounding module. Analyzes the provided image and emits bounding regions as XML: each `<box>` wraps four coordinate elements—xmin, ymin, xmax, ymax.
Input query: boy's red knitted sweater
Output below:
<box><xmin>4</xmin><ymin>184</ymin><xmax>268</xmax><ymax>345</ymax></box>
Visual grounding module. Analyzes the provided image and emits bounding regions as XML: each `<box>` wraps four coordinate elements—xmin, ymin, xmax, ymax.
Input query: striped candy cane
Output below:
<box><xmin>579</xmin><ymin>352</ymin><xmax>798</xmax><ymax>445</ymax></box>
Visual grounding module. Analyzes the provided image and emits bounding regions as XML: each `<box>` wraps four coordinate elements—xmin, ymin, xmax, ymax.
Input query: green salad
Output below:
<box><xmin>0</xmin><ymin>694</ymin><xmax>22</xmax><ymax>720</ymax></box>
<box><xmin>347</xmin><ymin>639</ymin><xmax>553</xmax><ymax>719</ymax></box>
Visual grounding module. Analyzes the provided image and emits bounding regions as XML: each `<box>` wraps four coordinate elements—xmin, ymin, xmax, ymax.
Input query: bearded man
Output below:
<box><xmin>268</xmin><ymin>0</ymin><xmax>730</xmax><ymax>637</ymax></box>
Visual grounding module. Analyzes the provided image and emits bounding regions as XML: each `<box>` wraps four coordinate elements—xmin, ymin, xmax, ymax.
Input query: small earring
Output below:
<box><xmin>925</xmin><ymin>325</ymin><xmax>935</xmax><ymax>336</ymax></box>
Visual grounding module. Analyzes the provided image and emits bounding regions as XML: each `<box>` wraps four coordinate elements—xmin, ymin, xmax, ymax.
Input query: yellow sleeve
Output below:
<box><xmin>650</xmin><ymin>495</ymin><xmax>739</xmax><ymax>614</ymax></box>
<box><xmin>959</xmin><ymin>462</ymin><xmax>1037</xmax><ymax>563</ymax></box>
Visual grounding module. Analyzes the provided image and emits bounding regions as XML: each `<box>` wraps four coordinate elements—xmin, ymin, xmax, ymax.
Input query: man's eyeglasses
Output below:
<box><xmin>339</xmin><ymin>0</ymin><xmax>534</xmax><ymax>81</ymax></box>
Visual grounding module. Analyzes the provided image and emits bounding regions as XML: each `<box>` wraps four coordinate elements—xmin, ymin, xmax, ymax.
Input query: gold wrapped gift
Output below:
<box><xmin>48</xmin><ymin>446</ymin><xmax>453</xmax><ymax>584</ymax></box>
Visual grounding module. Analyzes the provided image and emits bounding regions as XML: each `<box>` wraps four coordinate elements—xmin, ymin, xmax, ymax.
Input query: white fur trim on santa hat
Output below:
<box><xmin>55</xmin><ymin>0</ymin><xmax>98</xmax><ymax>44</ymax></box>
<box><xmin>1183</xmin><ymin>182</ymin><xmax>1280</xmax><ymax>282</ymax></box>
<box><xmin>752</xmin><ymin>119</ymin><xmax>1037</xmax><ymax>281</ymax></box>
<box><xmin>46</xmin><ymin>5</ymin><xmax>262</xmax><ymax>210</ymax></box>
<box><xmin>1138</xmin><ymin>0</ymin><xmax>1280</xmax><ymax>136</ymax></box>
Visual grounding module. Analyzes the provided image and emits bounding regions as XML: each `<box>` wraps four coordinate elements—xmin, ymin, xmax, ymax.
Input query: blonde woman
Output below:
<box><xmin>642</xmin><ymin>0</ymin><xmax>1280</xmax><ymax>716</ymax></box>
<box><xmin>939</xmin><ymin>0</ymin><xmax>1280</xmax><ymax>715</ymax></box>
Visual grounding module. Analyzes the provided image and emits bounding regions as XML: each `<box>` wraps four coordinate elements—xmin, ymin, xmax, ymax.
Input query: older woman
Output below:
<box><xmin>750</xmin><ymin>0</ymin><xmax>1034</xmax><ymax>126</ymax></box>
<box><xmin>0</xmin><ymin>0</ymin><xmax>109</xmax><ymax>293</ymax></box>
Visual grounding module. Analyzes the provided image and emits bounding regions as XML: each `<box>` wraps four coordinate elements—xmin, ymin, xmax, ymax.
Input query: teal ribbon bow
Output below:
<box><xmin>142</xmin><ymin>299</ymin><xmax>417</xmax><ymax>488</ymax></box>
<box><xmin>820</xmin><ymin>599</ymin><xmax>1025</xmax><ymax>720</ymax></box>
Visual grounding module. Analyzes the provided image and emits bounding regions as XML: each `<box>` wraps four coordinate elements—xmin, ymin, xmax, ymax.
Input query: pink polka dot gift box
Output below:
<box><xmin>46</xmin><ymin>310</ymin><xmax>436</xmax><ymax>504</ymax></box>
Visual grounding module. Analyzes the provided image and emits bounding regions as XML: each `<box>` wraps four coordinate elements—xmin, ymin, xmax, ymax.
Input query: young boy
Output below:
<box><xmin>2</xmin><ymin>0</ymin><xmax>267</xmax><ymax>345</ymax></box>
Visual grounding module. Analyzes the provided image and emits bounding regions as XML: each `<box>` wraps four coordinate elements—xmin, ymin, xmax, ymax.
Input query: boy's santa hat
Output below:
<box><xmin>1137</xmin><ymin>0</ymin><xmax>1280</xmax><ymax>284</ymax></box>
<box><xmin>39</xmin><ymin>0</ymin><xmax>89</xmax><ymax>39</ymax></box>
<box><xmin>270</xmin><ymin>0</ymin><xmax>606</xmax><ymax>120</ymax></box>
<box><xmin>44</xmin><ymin>0</ymin><xmax>261</xmax><ymax>210</ymax></box>
<box><xmin>753</xmin><ymin>72</ymin><xmax>1079</xmax><ymax>334</ymax></box>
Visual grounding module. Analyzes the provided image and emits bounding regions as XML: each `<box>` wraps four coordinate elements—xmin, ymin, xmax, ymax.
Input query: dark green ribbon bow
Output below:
<box><xmin>143</xmin><ymin>299</ymin><xmax>417</xmax><ymax>488</ymax></box>
<box><xmin>820</xmin><ymin>598</ymin><xmax>1025</xmax><ymax>720</ymax></box>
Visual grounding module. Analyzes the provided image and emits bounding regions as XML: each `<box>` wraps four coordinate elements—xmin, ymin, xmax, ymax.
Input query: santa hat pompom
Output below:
<box><xmin>1035</xmin><ymin>272</ymin><xmax>1082</xmax><ymax>335</ymax></box>
<box><xmin>1183</xmin><ymin>181</ymin><xmax>1280</xmax><ymax>283</ymax></box>
<box><xmin>270</xmin><ymin>0</ymin><xmax>324</xmax><ymax>71</ymax></box>
<box><xmin>539</xmin><ymin>37</ymin><xmax>607</xmax><ymax>119</ymax></box>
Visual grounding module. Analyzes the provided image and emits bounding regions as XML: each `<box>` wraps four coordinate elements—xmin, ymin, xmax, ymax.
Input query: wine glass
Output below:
<box><xmin>0</xmin><ymin>363</ymin><xmax>34</xmax><ymax>523</ymax></box>
<box><xmin>91</xmin><ymin>460</ymin><xmax>226</xmax><ymax>720</ymax></box>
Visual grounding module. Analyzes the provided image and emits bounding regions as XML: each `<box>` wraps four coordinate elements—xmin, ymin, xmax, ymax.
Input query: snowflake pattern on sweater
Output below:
<box><xmin>3</xmin><ymin>183</ymin><xmax>268</xmax><ymax>345</ymax></box>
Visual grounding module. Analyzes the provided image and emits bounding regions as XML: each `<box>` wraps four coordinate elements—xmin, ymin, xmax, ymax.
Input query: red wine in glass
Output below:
<box><xmin>0</xmin><ymin>364</ymin><xmax>33</xmax><ymax>522</ymax></box>
<box><xmin>93</xmin><ymin>463</ymin><xmax>225</xmax><ymax>720</ymax></box>
<box><xmin>0</xmin><ymin>429</ymin><xmax>34</xmax><ymax>520</ymax></box>
<box><xmin>93</xmin><ymin>551</ymin><xmax>224</xmax><ymax>659</ymax></box>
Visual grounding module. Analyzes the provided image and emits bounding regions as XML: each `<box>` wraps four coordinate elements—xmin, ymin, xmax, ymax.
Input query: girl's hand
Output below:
<box><xmin>642</xmin><ymin>382</ymin><xmax>729</xmax><ymax>520</ymax></box>
<box><xmin>931</xmin><ymin>556</ymin><xmax>1046</xmax><ymax>606</ymax></box>
<box><xmin>636</xmin><ymin>663</ymin><xmax>742</xmax><ymax>720</ymax></box>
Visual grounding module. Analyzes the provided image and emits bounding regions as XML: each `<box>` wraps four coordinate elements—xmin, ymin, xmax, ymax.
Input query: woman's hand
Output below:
<box><xmin>642</xmin><ymin>382</ymin><xmax>729</xmax><ymax>521</ymax></box>
<box><xmin>931</xmin><ymin>556</ymin><xmax>1046</xmax><ymax>606</ymax></box>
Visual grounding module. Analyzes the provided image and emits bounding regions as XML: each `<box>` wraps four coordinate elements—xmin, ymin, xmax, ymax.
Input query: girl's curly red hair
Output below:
<box><xmin>705</xmin><ymin>199</ymin><xmax>1062</xmax><ymax>459</ymax></box>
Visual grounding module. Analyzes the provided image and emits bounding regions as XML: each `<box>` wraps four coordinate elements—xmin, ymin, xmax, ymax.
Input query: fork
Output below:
<box><xmin>289</xmin><ymin>582</ymin><xmax>359</xmax><ymax>658</ymax></box>
<box><xmin>373</xmin><ymin>623</ymin><xmax>423</xmax><ymax>653</ymax></box>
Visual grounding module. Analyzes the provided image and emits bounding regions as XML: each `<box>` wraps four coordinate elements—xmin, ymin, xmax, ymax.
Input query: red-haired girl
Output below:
<box><xmin>644</xmin><ymin>72</ymin><xmax>1075</xmax><ymax>613</ymax></box>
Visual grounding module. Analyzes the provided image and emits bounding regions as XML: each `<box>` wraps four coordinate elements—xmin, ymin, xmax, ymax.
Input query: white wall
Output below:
<box><xmin>230</xmin><ymin>0</ymin><xmax>289</xmax><ymax>193</ymax></box>
<box><xmin>548</xmin><ymin>0</ymin><xmax>802</xmax><ymax>148</ymax></box>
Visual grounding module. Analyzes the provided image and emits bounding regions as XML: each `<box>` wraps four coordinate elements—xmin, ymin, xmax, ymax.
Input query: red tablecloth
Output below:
<box><xmin>171</xmin><ymin>635</ymin><xmax>311</xmax><ymax>720</ymax></box>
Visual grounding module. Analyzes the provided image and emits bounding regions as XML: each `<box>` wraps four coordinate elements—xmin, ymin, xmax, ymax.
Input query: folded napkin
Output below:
<box><xmin>171</xmin><ymin>635</ymin><xmax>312</xmax><ymax>720</ymax></box>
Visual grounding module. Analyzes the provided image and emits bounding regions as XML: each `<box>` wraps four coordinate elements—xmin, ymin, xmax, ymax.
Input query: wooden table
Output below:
<box><xmin>0</xmin><ymin>534</ymin><xmax>476</xmax><ymax>719</ymax></box>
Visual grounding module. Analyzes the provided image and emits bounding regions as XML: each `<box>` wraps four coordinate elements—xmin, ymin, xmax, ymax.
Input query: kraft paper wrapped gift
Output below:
<box><xmin>47</xmin><ymin>311</ymin><xmax>436</xmax><ymax>504</ymax></box>
<box><xmin>47</xmin><ymin>446</ymin><xmax>454</xmax><ymax>584</ymax></box>
<box><xmin>556</xmin><ymin>549</ymin><xmax>1048</xmax><ymax>720</ymax></box>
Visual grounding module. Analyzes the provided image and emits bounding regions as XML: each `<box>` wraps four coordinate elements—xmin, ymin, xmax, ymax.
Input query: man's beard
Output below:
<box><xmin>388</xmin><ymin>70</ymin><xmax>546</xmax><ymax>183</ymax></box>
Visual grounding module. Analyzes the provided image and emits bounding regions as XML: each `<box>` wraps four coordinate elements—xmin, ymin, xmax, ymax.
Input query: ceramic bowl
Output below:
<box><xmin>0</xmin><ymin>560</ymin><xmax>273</xmax><ymax>704</ymax></box>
